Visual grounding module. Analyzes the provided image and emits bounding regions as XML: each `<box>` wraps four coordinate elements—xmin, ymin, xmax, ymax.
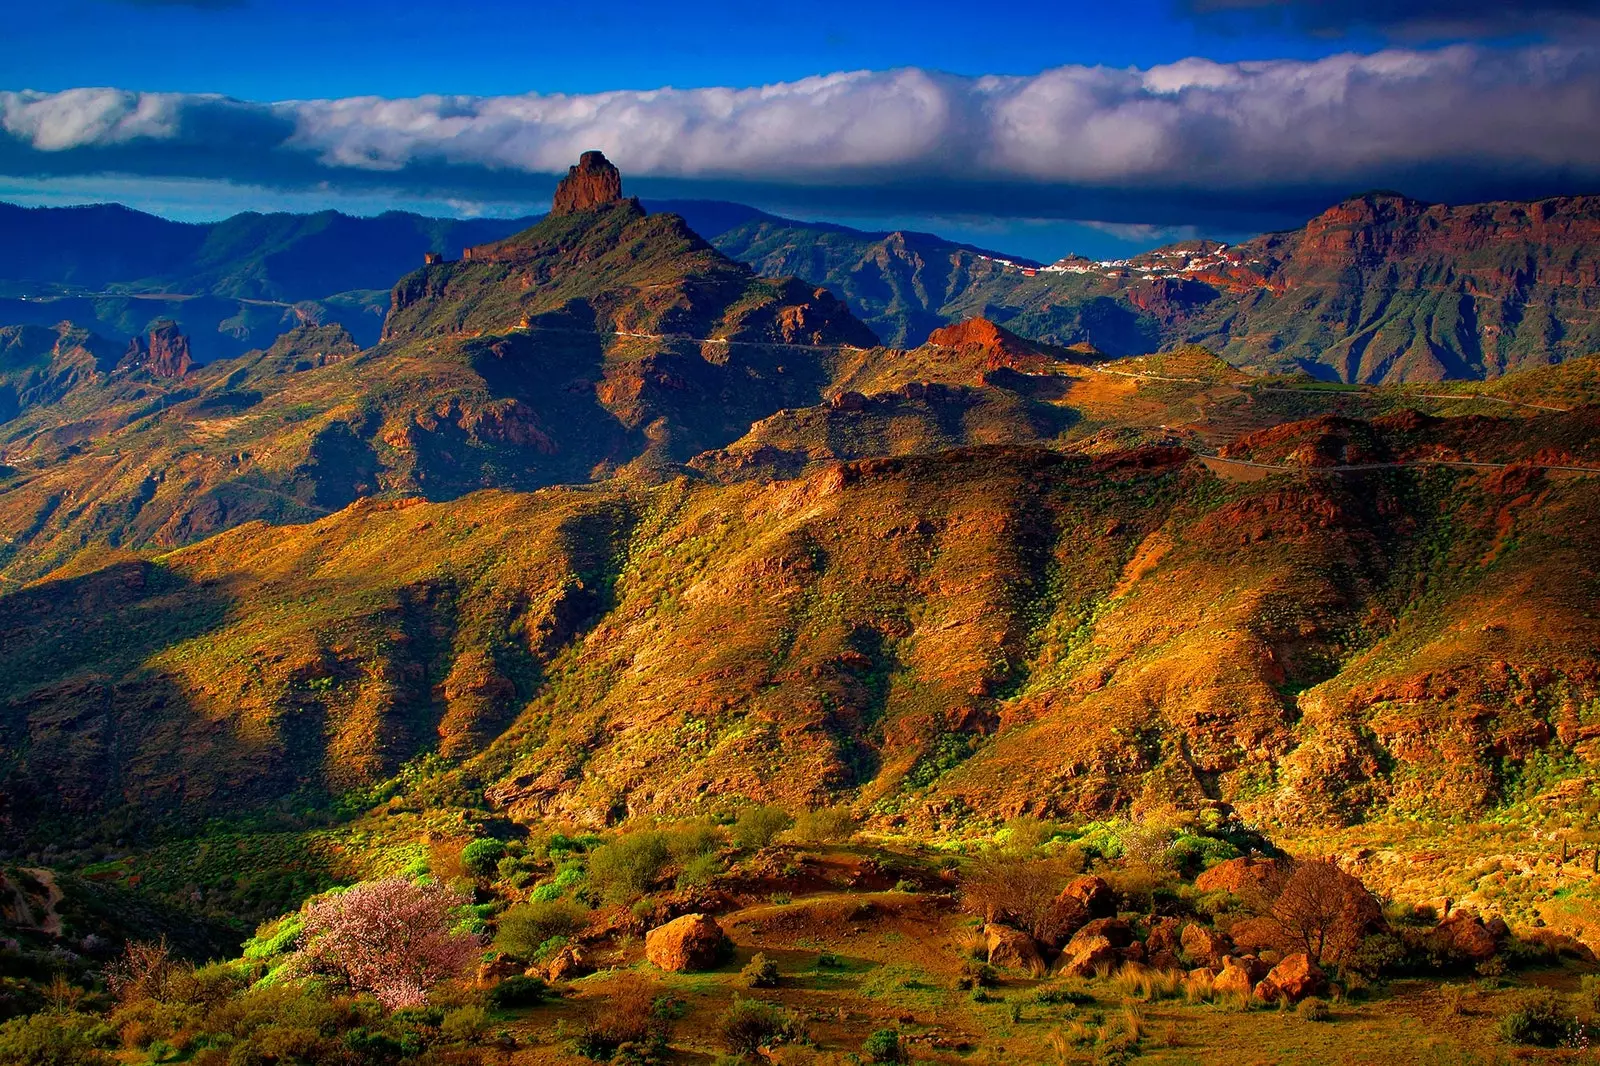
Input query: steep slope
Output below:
<box><xmin>0</xmin><ymin>158</ymin><xmax>879</xmax><ymax>583</ymax></box>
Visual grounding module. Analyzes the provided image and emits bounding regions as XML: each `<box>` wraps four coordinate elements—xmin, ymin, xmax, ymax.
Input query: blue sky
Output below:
<box><xmin>3</xmin><ymin>0</ymin><xmax>1599</xmax><ymax>261</ymax></box>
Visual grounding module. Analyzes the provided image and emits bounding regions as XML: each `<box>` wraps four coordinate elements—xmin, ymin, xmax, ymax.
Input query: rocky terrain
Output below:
<box><xmin>3</xmin><ymin>153</ymin><xmax>1600</xmax><ymax>1065</ymax></box>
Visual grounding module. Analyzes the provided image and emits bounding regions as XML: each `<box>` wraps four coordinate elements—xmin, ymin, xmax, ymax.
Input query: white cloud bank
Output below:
<box><xmin>3</xmin><ymin>44</ymin><xmax>1599</xmax><ymax>218</ymax></box>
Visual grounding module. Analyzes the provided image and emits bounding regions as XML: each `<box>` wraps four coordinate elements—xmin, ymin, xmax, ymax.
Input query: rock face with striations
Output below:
<box><xmin>119</xmin><ymin>322</ymin><xmax>192</xmax><ymax>378</ymax></box>
<box><xmin>550</xmin><ymin>150</ymin><xmax>624</xmax><ymax>216</ymax></box>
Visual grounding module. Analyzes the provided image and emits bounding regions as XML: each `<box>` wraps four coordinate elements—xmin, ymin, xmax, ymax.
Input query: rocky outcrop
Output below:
<box><xmin>119</xmin><ymin>322</ymin><xmax>192</xmax><ymax>378</ymax></box>
<box><xmin>645</xmin><ymin>913</ymin><xmax>731</xmax><ymax>972</ymax></box>
<box><xmin>1429</xmin><ymin>911</ymin><xmax>1500</xmax><ymax>963</ymax></box>
<box><xmin>1057</xmin><ymin>934</ymin><xmax>1118</xmax><ymax>978</ymax></box>
<box><xmin>1194</xmin><ymin>856</ymin><xmax>1287</xmax><ymax>900</ymax></box>
<box><xmin>551</xmin><ymin>150</ymin><xmax>624</xmax><ymax>216</ymax></box>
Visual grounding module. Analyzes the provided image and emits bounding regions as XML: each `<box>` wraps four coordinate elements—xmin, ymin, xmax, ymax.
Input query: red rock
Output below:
<box><xmin>1212</xmin><ymin>957</ymin><xmax>1257</xmax><ymax>998</ymax></box>
<box><xmin>1254</xmin><ymin>952</ymin><xmax>1326</xmax><ymax>1004</ymax></box>
<box><xmin>551</xmin><ymin>150</ymin><xmax>624</xmax><ymax>216</ymax></box>
<box><xmin>1041</xmin><ymin>894</ymin><xmax>1092</xmax><ymax>948</ymax></box>
<box><xmin>1194</xmin><ymin>857</ymin><xmax>1287</xmax><ymax>900</ymax></box>
<box><xmin>1227</xmin><ymin>915</ymin><xmax>1280</xmax><ymax>954</ymax></box>
<box><xmin>541</xmin><ymin>943</ymin><xmax>592</xmax><ymax>982</ymax></box>
<box><xmin>1059</xmin><ymin>875</ymin><xmax>1116</xmax><ymax>918</ymax></box>
<box><xmin>1057</xmin><ymin>934</ymin><xmax>1118</xmax><ymax>978</ymax></box>
<box><xmin>1148</xmin><ymin>949</ymin><xmax>1183</xmax><ymax>972</ymax></box>
<box><xmin>1430</xmin><ymin>912</ymin><xmax>1498</xmax><ymax>963</ymax></box>
<box><xmin>120</xmin><ymin>322</ymin><xmax>192</xmax><ymax>378</ymax></box>
<box><xmin>645</xmin><ymin>913</ymin><xmax>731</xmax><ymax>972</ymax></box>
<box><xmin>1070</xmin><ymin>917</ymin><xmax>1133</xmax><ymax>949</ymax></box>
<box><xmin>985</xmin><ymin>923</ymin><xmax>1043</xmax><ymax>972</ymax></box>
<box><xmin>1180</xmin><ymin>923</ymin><xmax>1233</xmax><ymax>967</ymax></box>
<box><xmin>1146</xmin><ymin>916</ymin><xmax>1181</xmax><ymax>955</ymax></box>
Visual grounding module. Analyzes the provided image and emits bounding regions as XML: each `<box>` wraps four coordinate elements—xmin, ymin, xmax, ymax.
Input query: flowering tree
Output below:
<box><xmin>297</xmin><ymin>877</ymin><xmax>480</xmax><ymax>1009</ymax></box>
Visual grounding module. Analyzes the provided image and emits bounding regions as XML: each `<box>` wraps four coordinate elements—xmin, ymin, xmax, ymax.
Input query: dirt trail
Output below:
<box><xmin>19</xmin><ymin>867</ymin><xmax>64</xmax><ymax>936</ymax></box>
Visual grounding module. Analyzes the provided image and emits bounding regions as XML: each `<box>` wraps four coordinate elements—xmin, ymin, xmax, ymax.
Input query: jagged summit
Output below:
<box><xmin>551</xmin><ymin>149</ymin><xmax>625</xmax><ymax>215</ymax></box>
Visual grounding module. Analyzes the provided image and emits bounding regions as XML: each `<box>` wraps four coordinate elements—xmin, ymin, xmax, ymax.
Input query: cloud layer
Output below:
<box><xmin>4</xmin><ymin>43</ymin><xmax>1600</xmax><ymax>226</ymax></box>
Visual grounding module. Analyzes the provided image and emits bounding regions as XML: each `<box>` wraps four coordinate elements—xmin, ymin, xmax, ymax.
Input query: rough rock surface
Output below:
<box><xmin>985</xmin><ymin>923</ymin><xmax>1043</xmax><ymax>972</ymax></box>
<box><xmin>119</xmin><ymin>322</ymin><xmax>192</xmax><ymax>378</ymax></box>
<box><xmin>1430</xmin><ymin>912</ymin><xmax>1499</xmax><ymax>962</ymax></box>
<box><xmin>1212</xmin><ymin>957</ymin><xmax>1258</xmax><ymax>997</ymax></box>
<box><xmin>1254</xmin><ymin>952</ymin><xmax>1326</xmax><ymax>1003</ymax></box>
<box><xmin>551</xmin><ymin>150</ymin><xmax>624</xmax><ymax>215</ymax></box>
<box><xmin>541</xmin><ymin>943</ymin><xmax>592</xmax><ymax>982</ymax></box>
<box><xmin>1059</xmin><ymin>875</ymin><xmax>1117</xmax><ymax>919</ymax></box>
<box><xmin>1181</xmin><ymin>923</ymin><xmax>1233</xmax><ymax>967</ymax></box>
<box><xmin>1057</xmin><ymin>934</ymin><xmax>1118</xmax><ymax>978</ymax></box>
<box><xmin>1072</xmin><ymin>917</ymin><xmax>1133</xmax><ymax>948</ymax></box>
<box><xmin>645</xmin><ymin>913</ymin><xmax>730</xmax><ymax>972</ymax></box>
<box><xmin>1194</xmin><ymin>857</ymin><xmax>1287</xmax><ymax>900</ymax></box>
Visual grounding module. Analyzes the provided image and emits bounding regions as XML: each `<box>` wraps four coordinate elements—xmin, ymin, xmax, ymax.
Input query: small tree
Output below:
<box><xmin>297</xmin><ymin>877</ymin><xmax>480</xmax><ymax>1010</ymax></box>
<box><xmin>587</xmin><ymin>831</ymin><xmax>670</xmax><ymax>902</ymax></box>
<box><xmin>1268</xmin><ymin>859</ymin><xmax>1379</xmax><ymax>966</ymax></box>
<box><xmin>961</xmin><ymin>855</ymin><xmax>1077</xmax><ymax>943</ymax></box>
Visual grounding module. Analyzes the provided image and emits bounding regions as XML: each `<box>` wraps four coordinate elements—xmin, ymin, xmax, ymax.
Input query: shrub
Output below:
<box><xmin>961</xmin><ymin>855</ymin><xmax>1078</xmax><ymax>943</ymax></box>
<box><xmin>862</xmin><ymin>1027</ymin><xmax>906</xmax><ymax>1063</ymax></box>
<box><xmin>789</xmin><ymin>806</ymin><xmax>857</xmax><ymax>844</ymax></box>
<box><xmin>495</xmin><ymin>899</ymin><xmax>590</xmax><ymax>959</ymax></box>
<box><xmin>588</xmin><ymin>832</ymin><xmax>670</xmax><ymax>902</ymax></box>
<box><xmin>1498</xmin><ymin>990</ymin><xmax>1573</xmax><ymax>1047</ymax></box>
<box><xmin>297</xmin><ymin>877</ymin><xmax>481</xmax><ymax>1009</ymax></box>
<box><xmin>739</xmin><ymin>953</ymin><xmax>780</xmax><ymax>989</ymax></box>
<box><xmin>1267</xmin><ymin>860</ymin><xmax>1381</xmax><ymax>966</ymax></box>
<box><xmin>664</xmin><ymin>822</ymin><xmax>723</xmax><ymax>863</ymax></box>
<box><xmin>569</xmin><ymin>976</ymin><xmax>663</xmax><ymax>1061</ymax></box>
<box><xmin>717</xmin><ymin>997</ymin><xmax>806</xmax><ymax>1055</ymax></box>
<box><xmin>676</xmin><ymin>852</ymin><xmax>723</xmax><ymax>890</ymax></box>
<box><xmin>0</xmin><ymin>1011</ymin><xmax>114</xmax><ymax>1066</ymax></box>
<box><xmin>461</xmin><ymin>839</ymin><xmax>506</xmax><ymax>879</ymax></box>
<box><xmin>1297</xmin><ymin>997</ymin><xmax>1331</xmax><ymax>1021</ymax></box>
<box><xmin>486</xmin><ymin>975</ymin><xmax>548</xmax><ymax>1009</ymax></box>
<box><xmin>440</xmin><ymin>1005</ymin><xmax>488</xmax><ymax>1042</ymax></box>
<box><xmin>954</xmin><ymin>960</ymin><xmax>998</xmax><ymax>990</ymax></box>
<box><xmin>732</xmin><ymin>806</ymin><xmax>792</xmax><ymax>850</ymax></box>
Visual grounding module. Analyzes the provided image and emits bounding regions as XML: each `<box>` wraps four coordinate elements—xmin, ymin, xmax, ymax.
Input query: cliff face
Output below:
<box><xmin>118</xmin><ymin>322</ymin><xmax>193</xmax><ymax>378</ymax></box>
<box><xmin>550</xmin><ymin>150</ymin><xmax>625</xmax><ymax>216</ymax></box>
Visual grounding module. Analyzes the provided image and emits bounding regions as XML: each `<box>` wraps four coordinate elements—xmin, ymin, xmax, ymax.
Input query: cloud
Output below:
<box><xmin>1178</xmin><ymin>0</ymin><xmax>1600</xmax><ymax>39</ymax></box>
<box><xmin>3</xmin><ymin>43</ymin><xmax>1600</xmax><ymax>229</ymax></box>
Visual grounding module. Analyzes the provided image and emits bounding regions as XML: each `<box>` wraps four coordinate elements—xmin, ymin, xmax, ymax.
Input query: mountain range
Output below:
<box><xmin>9</xmin><ymin>186</ymin><xmax>1599</xmax><ymax>385</ymax></box>
<box><xmin>3</xmin><ymin>150</ymin><xmax>1598</xmax><ymax>856</ymax></box>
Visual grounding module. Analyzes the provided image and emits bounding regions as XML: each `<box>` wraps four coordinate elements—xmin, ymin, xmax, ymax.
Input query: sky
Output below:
<box><xmin>3</xmin><ymin>0</ymin><xmax>1600</xmax><ymax>260</ymax></box>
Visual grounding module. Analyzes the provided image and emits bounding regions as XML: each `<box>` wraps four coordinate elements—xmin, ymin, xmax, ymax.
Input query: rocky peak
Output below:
<box><xmin>551</xmin><ymin>150</ymin><xmax>624</xmax><ymax>216</ymax></box>
<box><xmin>119</xmin><ymin>321</ymin><xmax>192</xmax><ymax>378</ymax></box>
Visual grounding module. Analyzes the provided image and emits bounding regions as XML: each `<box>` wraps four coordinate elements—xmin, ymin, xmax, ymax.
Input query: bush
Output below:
<box><xmin>496</xmin><ymin>899</ymin><xmax>590</xmax><ymax>958</ymax></box>
<box><xmin>0</xmin><ymin>1011</ymin><xmax>114</xmax><ymax>1066</ymax></box>
<box><xmin>664</xmin><ymin>822</ymin><xmax>723</xmax><ymax>863</ymax></box>
<box><xmin>732</xmin><ymin>806</ymin><xmax>793</xmax><ymax>851</ymax></box>
<box><xmin>862</xmin><ymin>1027</ymin><xmax>906</xmax><ymax>1063</ymax></box>
<box><xmin>717</xmin><ymin>997</ymin><xmax>806</xmax><ymax>1055</ymax></box>
<box><xmin>789</xmin><ymin>806</ymin><xmax>857</xmax><ymax>844</ymax></box>
<box><xmin>569</xmin><ymin>976</ymin><xmax>663</xmax><ymax>1061</ymax></box>
<box><xmin>461</xmin><ymin>839</ymin><xmax>506</xmax><ymax>879</ymax></box>
<box><xmin>676</xmin><ymin>852</ymin><xmax>723</xmax><ymax>890</ymax></box>
<box><xmin>486</xmin><ymin>975</ymin><xmax>548</xmax><ymax>1009</ymax></box>
<box><xmin>441</xmin><ymin>1005</ymin><xmax>488</xmax><ymax>1042</ymax></box>
<box><xmin>954</xmin><ymin>960</ymin><xmax>998</xmax><ymax>990</ymax></box>
<box><xmin>740</xmin><ymin>954</ymin><xmax>780</xmax><ymax>989</ymax></box>
<box><xmin>297</xmin><ymin>877</ymin><xmax>481</xmax><ymax>1010</ymax></box>
<box><xmin>1296</xmin><ymin>997</ymin><xmax>1331</xmax><ymax>1022</ymax></box>
<box><xmin>588</xmin><ymin>832</ymin><xmax>670</xmax><ymax>902</ymax></box>
<box><xmin>1498</xmin><ymin>990</ymin><xmax>1573</xmax><ymax>1047</ymax></box>
<box><xmin>961</xmin><ymin>855</ymin><xmax>1078</xmax><ymax>943</ymax></box>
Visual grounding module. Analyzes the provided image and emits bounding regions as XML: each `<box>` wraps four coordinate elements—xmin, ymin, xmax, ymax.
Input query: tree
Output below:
<box><xmin>961</xmin><ymin>855</ymin><xmax>1078</xmax><ymax>944</ymax></box>
<box><xmin>297</xmin><ymin>877</ymin><xmax>480</xmax><ymax>1009</ymax></box>
<box><xmin>732</xmin><ymin>805</ymin><xmax>793</xmax><ymax>850</ymax></box>
<box><xmin>1268</xmin><ymin>859</ymin><xmax>1381</xmax><ymax>966</ymax></box>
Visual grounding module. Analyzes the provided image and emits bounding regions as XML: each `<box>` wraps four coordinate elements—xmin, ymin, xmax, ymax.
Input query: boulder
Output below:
<box><xmin>1180</xmin><ymin>923</ymin><xmax>1233</xmax><ymax>967</ymax></box>
<box><xmin>1071</xmin><ymin>917</ymin><xmax>1133</xmax><ymax>949</ymax></box>
<box><xmin>1194</xmin><ymin>856</ymin><xmax>1288</xmax><ymax>900</ymax></box>
<box><xmin>1212</xmin><ymin>956</ymin><xmax>1259</xmax><ymax>998</ymax></box>
<box><xmin>1148</xmin><ymin>949</ymin><xmax>1183</xmax><ymax>972</ymax></box>
<box><xmin>645</xmin><ymin>913</ymin><xmax>731</xmax><ymax>972</ymax></box>
<box><xmin>985</xmin><ymin>924</ymin><xmax>1044</xmax><ymax>972</ymax></box>
<box><xmin>1059</xmin><ymin>875</ymin><xmax>1116</xmax><ymax>918</ymax></box>
<box><xmin>1145</xmin><ymin>916</ymin><xmax>1181</xmax><ymax>956</ymax></box>
<box><xmin>1430</xmin><ymin>912</ymin><xmax>1498</xmax><ymax>963</ymax></box>
<box><xmin>1226</xmin><ymin>915</ymin><xmax>1280</xmax><ymax>954</ymax></box>
<box><xmin>1057</xmin><ymin>934</ymin><xmax>1119</xmax><ymax>978</ymax></box>
<box><xmin>1485</xmin><ymin>917</ymin><xmax>1510</xmax><ymax>941</ymax></box>
<box><xmin>541</xmin><ymin>944</ymin><xmax>592</xmax><ymax>982</ymax></box>
<box><xmin>1253</xmin><ymin>952</ymin><xmax>1326</xmax><ymax>1004</ymax></box>
<box><xmin>1042</xmin><ymin>894</ymin><xmax>1092</xmax><ymax>948</ymax></box>
<box><xmin>1119</xmin><ymin>943</ymin><xmax>1146</xmax><ymax>964</ymax></box>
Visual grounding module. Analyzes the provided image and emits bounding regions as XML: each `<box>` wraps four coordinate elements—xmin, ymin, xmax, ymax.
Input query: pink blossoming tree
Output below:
<box><xmin>297</xmin><ymin>877</ymin><xmax>480</xmax><ymax>1009</ymax></box>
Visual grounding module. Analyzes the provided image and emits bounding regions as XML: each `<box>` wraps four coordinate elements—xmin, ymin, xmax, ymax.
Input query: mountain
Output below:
<box><xmin>0</xmin><ymin>155</ymin><xmax>876</xmax><ymax>583</ymax></box>
<box><xmin>712</xmin><ymin>193</ymin><xmax>1600</xmax><ymax>384</ymax></box>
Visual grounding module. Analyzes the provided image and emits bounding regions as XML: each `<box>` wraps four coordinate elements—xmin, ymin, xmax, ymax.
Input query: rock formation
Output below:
<box><xmin>550</xmin><ymin>150</ymin><xmax>624</xmax><ymax>216</ymax></box>
<box><xmin>645</xmin><ymin>913</ymin><xmax>730</xmax><ymax>971</ymax></box>
<box><xmin>118</xmin><ymin>322</ymin><xmax>192</xmax><ymax>378</ymax></box>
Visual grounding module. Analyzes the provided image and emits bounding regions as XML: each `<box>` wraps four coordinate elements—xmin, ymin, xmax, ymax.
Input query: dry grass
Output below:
<box><xmin>1110</xmin><ymin>963</ymin><xmax>1185</xmax><ymax>1002</ymax></box>
<box><xmin>1183</xmin><ymin>970</ymin><xmax>1216</xmax><ymax>1005</ymax></box>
